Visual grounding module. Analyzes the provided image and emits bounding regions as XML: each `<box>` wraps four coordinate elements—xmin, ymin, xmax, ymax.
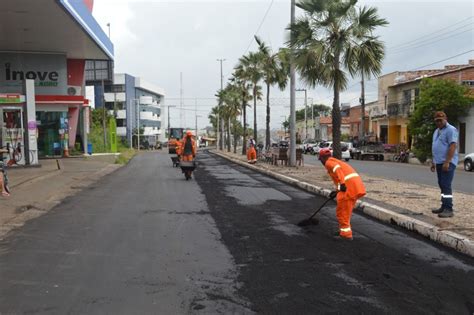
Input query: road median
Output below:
<box><xmin>211</xmin><ymin>150</ymin><xmax>474</xmax><ymax>258</ymax></box>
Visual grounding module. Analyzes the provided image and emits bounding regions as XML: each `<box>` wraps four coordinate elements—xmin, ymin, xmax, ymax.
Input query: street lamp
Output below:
<box><xmin>296</xmin><ymin>88</ymin><xmax>308</xmax><ymax>140</ymax></box>
<box><xmin>167</xmin><ymin>105</ymin><xmax>177</xmax><ymax>139</ymax></box>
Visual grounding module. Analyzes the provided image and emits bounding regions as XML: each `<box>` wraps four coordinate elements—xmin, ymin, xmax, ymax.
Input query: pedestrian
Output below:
<box><xmin>247</xmin><ymin>142</ymin><xmax>257</xmax><ymax>164</ymax></box>
<box><xmin>181</xmin><ymin>131</ymin><xmax>196</xmax><ymax>162</ymax></box>
<box><xmin>319</xmin><ymin>148</ymin><xmax>366</xmax><ymax>240</ymax></box>
<box><xmin>0</xmin><ymin>148</ymin><xmax>10</xmax><ymax>197</ymax></box>
<box><xmin>431</xmin><ymin>111</ymin><xmax>458</xmax><ymax>218</ymax></box>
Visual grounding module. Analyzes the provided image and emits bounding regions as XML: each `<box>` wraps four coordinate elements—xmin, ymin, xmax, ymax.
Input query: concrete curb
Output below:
<box><xmin>212</xmin><ymin>151</ymin><xmax>474</xmax><ymax>258</ymax></box>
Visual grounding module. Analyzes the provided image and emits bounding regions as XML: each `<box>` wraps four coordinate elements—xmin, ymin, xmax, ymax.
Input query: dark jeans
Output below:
<box><xmin>436</xmin><ymin>163</ymin><xmax>456</xmax><ymax>210</ymax></box>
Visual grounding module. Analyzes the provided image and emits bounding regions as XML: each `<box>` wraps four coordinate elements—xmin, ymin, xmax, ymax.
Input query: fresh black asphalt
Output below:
<box><xmin>0</xmin><ymin>152</ymin><xmax>473</xmax><ymax>314</ymax></box>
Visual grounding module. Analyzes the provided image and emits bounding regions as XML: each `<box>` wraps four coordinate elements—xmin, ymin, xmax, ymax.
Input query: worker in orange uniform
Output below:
<box><xmin>181</xmin><ymin>131</ymin><xmax>196</xmax><ymax>162</ymax></box>
<box><xmin>319</xmin><ymin>148</ymin><xmax>366</xmax><ymax>240</ymax></box>
<box><xmin>247</xmin><ymin>142</ymin><xmax>257</xmax><ymax>164</ymax></box>
<box><xmin>175</xmin><ymin>138</ymin><xmax>183</xmax><ymax>160</ymax></box>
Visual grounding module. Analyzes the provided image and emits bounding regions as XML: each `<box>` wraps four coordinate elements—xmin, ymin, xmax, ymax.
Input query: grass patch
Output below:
<box><xmin>116</xmin><ymin>148</ymin><xmax>137</xmax><ymax>165</ymax></box>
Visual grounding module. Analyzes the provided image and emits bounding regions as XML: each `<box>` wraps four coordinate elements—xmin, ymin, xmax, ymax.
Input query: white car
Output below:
<box><xmin>464</xmin><ymin>153</ymin><xmax>474</xmax><ymax>172</ymax></box>
<box><xmin>319</xmin><ymin>141</ymin><xmax>351</xmax><ymax>161</ymax></box>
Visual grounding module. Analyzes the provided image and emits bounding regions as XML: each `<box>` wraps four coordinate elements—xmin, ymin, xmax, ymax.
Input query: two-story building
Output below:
<box><xmin>385</xmin><ymin>61</ymin><xmax>474</xmax><ymax>153</ymax></box>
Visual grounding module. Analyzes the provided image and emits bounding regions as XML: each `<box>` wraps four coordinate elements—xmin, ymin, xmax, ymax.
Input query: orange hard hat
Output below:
<box><xmin>319</xmin><ymin>148</ymin><xmax>332</xmax><ymax>160</ymax></box>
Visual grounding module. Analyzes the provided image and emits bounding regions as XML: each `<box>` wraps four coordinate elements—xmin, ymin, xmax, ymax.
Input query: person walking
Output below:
<box><xmin>319</xmin><ymin>148</ymin><xmax>366</xmax><ymax>240</ymax></box>
<box><xmin>247</xmin><ymin>142</ymin><xmax>257</xmax><ymax>164</ymax></box>
<box><xmin>181</xmin><ymin>131</ymin><xmax>196</xmax><ymax>162</ymax></box>
<box><xmin>431</xmin><ymin>111</ymin><xmax>458</xmax><ymax>218</ymax></box>
<box><xmin>0</xmin><ymin>148</ymin><xmax>10</xmax><ymax>197</ymax></box>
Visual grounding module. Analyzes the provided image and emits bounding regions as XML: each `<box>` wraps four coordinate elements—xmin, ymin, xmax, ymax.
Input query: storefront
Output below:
<box><xmin>0</xmin><ymin>0</ymin><xmax>113</xmax><ymax>164</ymax></box>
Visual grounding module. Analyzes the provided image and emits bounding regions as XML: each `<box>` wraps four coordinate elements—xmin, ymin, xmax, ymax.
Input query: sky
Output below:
<box><xmin>92</xmin><ymin>0</ymin><xmax>474</xmax><ymax>130</ymax></box>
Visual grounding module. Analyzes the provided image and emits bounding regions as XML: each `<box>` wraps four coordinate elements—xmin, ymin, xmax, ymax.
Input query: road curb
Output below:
<box><xmin>211</xmin><ymin>151</ymin><xmax>474</xmax><ymax>258</ymax></box>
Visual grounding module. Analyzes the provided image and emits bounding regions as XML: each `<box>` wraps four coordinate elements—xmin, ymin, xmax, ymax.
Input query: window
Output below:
<box><xmin>402</xmin><ymin>90</ymin><xmax>411</xmax><ymax>105</ymax></box>
<box><xmin>414</xmin><ymin>88</ymin><xmax>420</xmax><ymax>104</ymax></box>
<box><xmin>384</xmin><ymin>95</ymin><xmax>387</xmax><ymax>109</ymax></box>
<box><xmin>117</xmin><ymin>119</ymin><xmax>126</xmax><ymax>127</ymax></box>
<box><xmin>462</xmin><ymin>80</ymin><xmax>474</xmax><ymax>86</ymax></box>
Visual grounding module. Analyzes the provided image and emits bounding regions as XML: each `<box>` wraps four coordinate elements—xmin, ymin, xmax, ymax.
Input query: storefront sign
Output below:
<box><xmin>0</xmin><ymin>94</ymin><xmax>21</xmax><ymax>104</ymax></box>
<box><xmin>0</xmin><ymin>53</ymin><xmax>67</xmax><ymax>95</ymax></box>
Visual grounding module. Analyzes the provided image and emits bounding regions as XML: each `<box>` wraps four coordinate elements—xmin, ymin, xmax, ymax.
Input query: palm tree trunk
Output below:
<box><xmin>265</xmin><ymin>82</ymin><xmax>271</xmax><ymax>149</ymax></box>
<box><xmin>253</xmin><ymin>86</ymin><xmax>258</xmax><ymax>143</ymax></box>
<box><xmin>233</xmin><ymin>120</ymin><xmax>238</xmax><ymax>153</ymax></box>
<box><xmin>332</xmin><ymin>52</ymin><xmax>342</xmax><ymax>159</ymax></box>
<box><xmin>359</xmin><ymin>71</ymin><xmax>365</xmax><ymax>140</ymax></box>
<box><xmin>242</xmin><ymin>95</ymin><xmax>247</xmax><ymax>155</ymax></box>
<box><xmin>227</xmin><ymin>117</ymin><xmax>231</xmax><ymax>152</ymax></box>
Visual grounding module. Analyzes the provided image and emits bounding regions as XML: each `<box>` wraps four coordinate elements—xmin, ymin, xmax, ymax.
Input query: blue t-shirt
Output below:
<box><xmin>432</xmin><ymin>122</ymin><xmax>458</xmax><ymax>165</ymax></box>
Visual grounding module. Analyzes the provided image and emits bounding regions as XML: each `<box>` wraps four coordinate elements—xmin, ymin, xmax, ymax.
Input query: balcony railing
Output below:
<box><xmin>387</xmin><ymin>102</ymin><xmax>411</xmax><ymax>117</ymax></box>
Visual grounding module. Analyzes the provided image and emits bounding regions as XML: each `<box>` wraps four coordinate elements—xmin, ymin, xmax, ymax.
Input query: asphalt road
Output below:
<box><xmin>303</xmin><ymin>154</ymin><xmax>474</xmax><ymax>194</ymax></box>
<box><xmin>0</xmin><ymin>152</ymin><xmax>473</xmax><ymax>314</ymax></box>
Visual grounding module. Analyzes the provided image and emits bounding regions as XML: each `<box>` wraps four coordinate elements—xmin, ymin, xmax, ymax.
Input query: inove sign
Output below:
<box><xmin>0</xmin><ymin>53</ymin><xmax>67</xmax><ymax>95</ymax></box>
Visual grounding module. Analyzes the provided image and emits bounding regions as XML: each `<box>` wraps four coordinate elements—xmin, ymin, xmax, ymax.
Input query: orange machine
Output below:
<box><xmin>168</xmin><ymin>128</ymin><xmax>184</xmax><ymax>154</ymax></box>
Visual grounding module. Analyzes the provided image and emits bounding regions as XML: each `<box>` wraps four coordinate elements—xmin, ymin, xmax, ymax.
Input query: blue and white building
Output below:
<box><xmin>87</xmin><ymin>73</ymin><xmax>164</xmax><ymax>145</ymax></box>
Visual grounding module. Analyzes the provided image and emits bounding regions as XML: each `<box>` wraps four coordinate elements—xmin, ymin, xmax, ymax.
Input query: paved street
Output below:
<box><xmin>303</xmin><ymin>154</ymin><xmax>474</xmax><ymax>194</ymax></box>
<box><xmin>1</xmin><ymin>152</ymin><xmax>473</xmax><ymax>314</ymax></box>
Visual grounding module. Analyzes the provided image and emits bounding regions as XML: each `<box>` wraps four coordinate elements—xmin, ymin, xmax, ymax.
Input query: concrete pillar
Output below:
<box><xmin>24</xmin><ymin>79</ymin><xmax>38</xmax><ymax>165</ymax></box>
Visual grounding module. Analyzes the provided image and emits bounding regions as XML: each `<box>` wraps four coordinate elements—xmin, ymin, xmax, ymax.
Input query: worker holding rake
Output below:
<box><xmin>319</xmin><ymin>148</ymin><xmax>366</xmax><ymax>240</ymax></box>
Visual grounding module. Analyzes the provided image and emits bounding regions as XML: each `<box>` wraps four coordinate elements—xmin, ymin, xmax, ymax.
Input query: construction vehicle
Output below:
<box><xmin>168</xmin><ymin>128</ymin><xmax>184</xmax><ymax>154</ymax></box>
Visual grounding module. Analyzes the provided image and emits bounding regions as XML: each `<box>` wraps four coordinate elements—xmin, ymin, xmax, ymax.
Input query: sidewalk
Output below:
<box><xmin>0</xmin><ymin>155</ymin><xmax>122</xmax><ymax>239</ymax></box>
<box><xmin>213</xmin><ymin>150</ymin><xmax>474</xmax><ymax>257</ymax></box>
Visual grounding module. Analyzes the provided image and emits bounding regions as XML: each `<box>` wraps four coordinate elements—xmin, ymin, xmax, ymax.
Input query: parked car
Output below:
<box><xmin>302</xmin><ymin>139</ymin><xmax>318</xmax><ymax>154</ymax></box>
<box><xmin>318</xmin><ymin>141</ymin><xmax>351</xmax><ymax>161</ymax></box>
<box><xmin>464</xmin><ymin>153</ymin><xmax>474</xmax><ymax>172</ymax></box>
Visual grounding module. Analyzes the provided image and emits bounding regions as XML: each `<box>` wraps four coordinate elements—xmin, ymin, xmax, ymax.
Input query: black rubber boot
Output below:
<box><xmin>438</xmin><ymin>209</ymin><xmax>454</xmax><ymax>218</ymax></box>
<box><xmin>431</xmin><ymin>207</ymin><xmax>444</xmax><ymax>214</ymax></box>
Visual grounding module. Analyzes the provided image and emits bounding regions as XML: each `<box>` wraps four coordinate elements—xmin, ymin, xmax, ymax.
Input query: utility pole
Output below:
<box><xmin>167</xmin><ymin>105</ymin><xmax>176</xmax><ymax>139</ymax></box>
<box><xmin>195</xmin><ymin>98</ymin><xmax>199</xmax><ymax>137</ymax></box>
<box><xmin>180</xmin><ymin>72</ymin><xmax>184</xmax><ymax>128</ymax></box>
<box><xmin>310</xmin><ymin>97</ymin><xmax>315</xmax><ymax>139</ymax></box>
<box><xmin>296</xmin><ymin>88</ymin><xmax>308</xmax><ymax>140</ymax></box>
<box><xmin>101</xmin><ymin>79</ymin><xmax>107</xmax><ymax>151</ymax></box>
<box><xmin>360</xmin><ymin>71</ymin><xmax>366</xmax><ymax>140</ymax></box>
<box><xmin>289</xmin><ymin>0</ymin><xmax>296</xmax><ymax>166</ymax></box>
<box><xmin>217</xmin><ymin>59</ymin><xmax>226</xmax><ymax>150</ymax></box>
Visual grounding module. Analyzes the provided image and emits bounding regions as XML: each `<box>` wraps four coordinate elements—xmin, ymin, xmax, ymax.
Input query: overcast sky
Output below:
<box><xmin>92</xmin><ymin>0</ymin><xmax>473</xmax><ymax>130</ymax></box>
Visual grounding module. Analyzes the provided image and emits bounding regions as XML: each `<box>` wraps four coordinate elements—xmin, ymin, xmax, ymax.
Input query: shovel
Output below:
<box><xmin>297</xmin><ymin>195</ymin><xmax>335</xmax><ymax>227</ymax></box>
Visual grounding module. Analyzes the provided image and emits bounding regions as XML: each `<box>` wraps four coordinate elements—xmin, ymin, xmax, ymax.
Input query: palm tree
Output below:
<box><xmin>232</xmin><ymin>68</ymin><xmax>254</xmax><ymax>155</ymax></box>
<box><xmin>255</xmin><ymin>36</ymin><xmax>289</xmax><ymax>148</ymax></box>
<box><xmin>288</xmin><ymin>0</ymin><xmax>387</xmax><ymax>158</ymax></box>
<box><xmin>238</xmin><ymin>52</ymin><xmax>263</xmax><ymax>144</ymax></box>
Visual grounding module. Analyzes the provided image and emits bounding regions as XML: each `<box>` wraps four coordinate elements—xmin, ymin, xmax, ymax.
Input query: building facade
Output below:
<box><xmin>0</xmin><ymin>0</ymin><xmax>113</xmax><ymax>162</ymax></box>
<box><xmin>87</xmin><ymin>73</ymin><xmax>164</xmax><ymax>145</ymax></box>
<box><xmin>373</xmin><ymin>60</ymin><xmax>474</xmax><ymax>154</ymax></box>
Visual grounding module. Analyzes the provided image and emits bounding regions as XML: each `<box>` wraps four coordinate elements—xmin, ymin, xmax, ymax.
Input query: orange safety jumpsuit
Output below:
<box><xmin>181</xmin><ymin>136</ymin><xmax>196</xmax><ymax>162</ymax></box>
<box><xmin>247</xmin><ymin>145</ymin><xmax>257</xmax><ymax>163</ymax></box>
<box><xmin>324</xmin><ymin>157</ymin><xmax>366</xmax><ymax>239</ymax></box>
<box><xmin>175</xmin><ymin>139</ymin><xmax>182</xmax><ymax>159</ymax></box>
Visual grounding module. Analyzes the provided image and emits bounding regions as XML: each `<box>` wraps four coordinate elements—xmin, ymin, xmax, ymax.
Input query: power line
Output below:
<box><xmin>412</xmin><ymin>49</ymin><xmax>474</xmax><ymax>70</ymax></box>
<box><xmin>388</xmin><ymin>16</ymin><xmax>473</xmax><ymax>50</ymax></box>
<box><xmin>242</xmin><ymin>0</ymin><xmax>275</xmax><ymax>56</ymax></box>
<box><xmin>388</xmin><ymin>24</ymin><xmax>473</xmax><ymax>54</ymax></box>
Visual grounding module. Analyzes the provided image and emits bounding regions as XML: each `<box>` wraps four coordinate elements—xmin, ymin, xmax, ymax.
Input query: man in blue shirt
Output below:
<box><xmin>431</xmin><ymin>111</ymin><xmax>458</xmax><ymax>218</ymax></box>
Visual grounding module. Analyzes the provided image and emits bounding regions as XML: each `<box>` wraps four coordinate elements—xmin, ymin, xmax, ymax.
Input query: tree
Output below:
<box><xmin>408</xmin><ymin>78</ymin><xmax>473</xmax><ymax>163</ymax></box>
<box><xmin>288</xmin><ymin>0</ymin><xmax>388</xmax><ymax>158</ymax></box>
<box><xmin>237</xmin><ymin>52</ymin><xmax>263</xmax><ymax>144</ymax></box>
<box><xmin>296</xmin><ymin>103</ymin><xmax>331</xmax><ymax>121</ymax></box>
<box><xmin>255</xmin><ymin>36</ymin><xmax>289</xmax><ymax>148</ymax></box>
<box><xmin>233</xmin><ymin>67</ymin><xmax>256</xmax><ymax>155</ymax></box>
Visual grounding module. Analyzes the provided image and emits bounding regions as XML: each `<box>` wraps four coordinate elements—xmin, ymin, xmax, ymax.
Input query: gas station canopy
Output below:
<box><xmin>0</xmin><ymin>0</ymin><xmax>113</xmax><ymax>60</ymax></box>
